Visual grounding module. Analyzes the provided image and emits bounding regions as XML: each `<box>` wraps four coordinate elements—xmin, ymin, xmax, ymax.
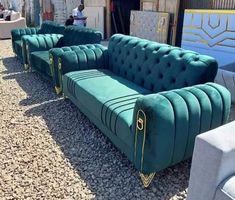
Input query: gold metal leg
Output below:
<box><xmin>55</xmin><ymin>86</ymin><xmax>62</xmax><ymax>95</ymax></box>
<box><xmin>139</xmin><ymin>172</ymin><xmax>156</xmax><ymax>188</ymax></box>
<box><xmin>62</xmin><ymin>93</ymin><xmax>68</xmax><ymax>100</ymax></box>
<box><xmin>24</xmin><ymin>64</ymin><xmax>29</xmax><ymax>70</ymax></box>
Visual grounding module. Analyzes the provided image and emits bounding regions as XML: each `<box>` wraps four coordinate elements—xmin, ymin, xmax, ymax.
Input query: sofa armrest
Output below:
<box><xmin>187</xmin><ymin>122</ymin><xmax>235</xmax><ymax>200</ymax></box>
<box><xmin>49</xmin><ymin>44</ymin><xmax>107</xmax><ymax>94</ymax></box>
<box><xmin>11</xmin><ymin>26</ymin><xmax>39</xmax><ymax>42</ymax></box>
<box><xmin>26</xmin><ymin>34</ymin><xmax>63</xmax><ymax>68</ymax></box>
<box><xmin>133</xmin><ymin>83</ymin><xmax>231</xmax><ymax>174</ymax></box>
<box><xmin>55</xmin><ymin>46</ymin><xmax>109</xmax><ymax>94</ymax></box>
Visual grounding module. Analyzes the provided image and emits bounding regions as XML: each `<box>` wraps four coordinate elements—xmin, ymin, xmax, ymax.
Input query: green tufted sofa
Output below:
<box><xmin>60</xmin><ymin>34</ymin><xmax>230</xmax><ymax>187</ymax></box>
<box><xmin>24</xmin><ymin>26</ymin><xmax>102</xmax><ymax>90</ymax></box>
<box><xmin>11</xmin><ymin>21</ymin><xmax>65</xmax><ymax>63</ymax></box>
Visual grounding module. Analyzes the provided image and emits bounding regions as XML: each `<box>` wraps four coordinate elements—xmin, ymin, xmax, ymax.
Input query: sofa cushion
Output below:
<box><xmin>63</xmin><ymin>69</ymin><xmax>150</xmax><ymax>146</ymax></box>
<box><xmin>108</xmin><ymin>34</ymin><xmax>218</xmax><ymax>93</ymax></box>
<box><xmin>30</xmin><ymin>51</ymin><xmax>51</xmax><ymax>77</ymax></box>
<box><xmin>215</xmin><ymin>175</ymin><xmax>235</xmax><ymax>200</ymax></box>
<box><xmin>38</xmin><ymin>21</ymin><xmax>65</xmax><ymax>35</ymax></box>
<box><xmin>62</xmin><ymin>26</ymin><xmax>102</xmax><ymax>47</ymax></box>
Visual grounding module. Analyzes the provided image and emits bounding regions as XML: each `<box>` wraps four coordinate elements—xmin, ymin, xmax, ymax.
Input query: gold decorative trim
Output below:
<box><xmin>140</xmin><ymin>172</ymin><xmax>156</xmax><ymax>188</ymax></box>
<box><xmin>134</xmin><ymin>109</ymin><xmax>147</xmax><ymax>172</ymax></box>
<box><xmin>24</xmin><ymin>64</ymin><xmax>29</xmax><ymax>70</ymax></box>
<box><xmin>185</xmin><ymin>9</ymin><xmax>235</xmax><ymax>14</ymax></box>
<box><xmin>55</xmin><ymin>86</ymin><xmax>62</xmax><ymax>95</ymax></box>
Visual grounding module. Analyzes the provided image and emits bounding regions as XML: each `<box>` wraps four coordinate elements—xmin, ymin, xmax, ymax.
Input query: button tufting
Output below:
<box><xmin>138</xmin><ymin>67</ymin><xmax>141</xmax><ymax>72</ymax></box>
<box><xmin>171</xmin><ymin>77</ymin><xmax>176</xmax><ymax>83</ymax></box>
<box><xmin>150</xmin><ymin>84</ymin><xmax>154</xmax><ymax>91</ymax></box>
<box><xmin>179</xmin><ymin>53</ymin><xmax>184</xmax><ymax>58</ymax></box>
<box><xmin>124</xmin><ymin>71</ymin><xmax>127</xmax><ymax>76</ymax></box>
<box><xmin>134</xmin><ymin>54</ymin><xmax>138</xmax><ymax>59</ymax></box>
<box><xmin>167</xmin><ymin>62</ymin><xmax>171</xmax><ymax>67</ymax></box>
<box><xmin>182</xmin><ymin>65</ymin><xmax>186</xmax><ymax>71</ymax></box>
<box><xmin>129</xmin><ymin>64</ymin><xmax>132</xmax><ymax>69</ymax></box>
<box><xmin>121</xmin><ymin>60</ymin><xmax>124</xmax><ymax>64</ymax></box>
<box><xmin>127</xmin><ymin>51</ymin><xmax>130</xmax><ymax>55</ymax></box>
<box><xmin>165</xmin><ymin>50</ymin><xmax>170</xmax><ymax>55</ymax></box>
<box><xmin>156</xmin><ymin>58</ymin><xmax>160</xmax><ymax>64</ymax></box>
<box><xmin>141</xmin><ymin>80</ymin><xmax>145</xmax><ymax>85</ymax></box>
<box><xmin>159</xmin><ymin>73</ymin><xmax>163</xmax><ymax>79</ymax></box>
<box><xmin>148</xmin><ymin>70</ymin><xmax>151</xmax><ymax>74</ymax></box>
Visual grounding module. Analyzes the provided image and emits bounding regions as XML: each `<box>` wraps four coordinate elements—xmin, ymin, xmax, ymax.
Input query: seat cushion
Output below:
<box><xmin>63</xmin><ymin>69</ymin><xmax>150</xmax><ymax>146</ymax></box>
<box><xmin>215</xmin><ymin>175</ymin><xmax>235</xmax><ymax>200</ymax></box>
<box><xmin>30</xmin><ymin>51</ymin><xmax>51</xmax><ymax>78</ymax></box>
<box><xmin>14</xmin><ymin>40</ymin><xmax>22</xmax><ymax>59</ymax></box>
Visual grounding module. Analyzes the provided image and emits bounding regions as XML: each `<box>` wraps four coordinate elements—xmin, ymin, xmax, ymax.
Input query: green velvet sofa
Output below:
<box><xmin>61</xmin><ymin>34</ymin><xmax>231</xmax><ymax>187</ymax></box>
<box><xmin>24</xmin><ymin>26</ymin><xmax>102</xmax><ymax>91</ymax></box>
<box><xmin>11</xmin><ymin>21</ymin><xmax>65</xmax><ymax>63</ymax></box>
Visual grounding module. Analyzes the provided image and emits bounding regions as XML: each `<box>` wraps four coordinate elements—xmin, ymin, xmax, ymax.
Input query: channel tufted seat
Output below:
<box><xmin>60</xmin><ymin>34</ymin><xmax>231</xmax><ymax>187</ymax></box>
<box><xmin>11</xmin><ymin>21</ymin><xmax>65</xmax><ymax>63</ymax></box>
<box><xmin>23</xmin><ymin>26</ymin><xmax>102</xmax><ymax>91</ymax></box>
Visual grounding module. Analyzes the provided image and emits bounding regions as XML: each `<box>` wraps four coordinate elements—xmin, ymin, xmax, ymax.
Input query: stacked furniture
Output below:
<box><xmin>58</xmin><ymin>34</ymin><xmax>231</xmax><ymax>187</ymax></box>
<box><xmin>11</xmin><ymin>21</ymin><xmax>65</xmax><ymax>64</ymax></box>
<box><xmin>0</xmin><ymin>11</ymin><xmax>26</xmax><ymax>39</ymax></box>
<box><xmin>187</xmin><ymin>121</ymin><xmax>235</xmax><ymax>200</ymax></box>
<box><xmin>24</xmin><ymin>26</ymin><xmax>102</xmax><ymax>93</ymax></box>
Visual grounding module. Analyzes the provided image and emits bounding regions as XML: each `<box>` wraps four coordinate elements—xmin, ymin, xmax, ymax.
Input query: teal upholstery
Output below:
<box><xmin>25</xmin><ymin>26</ymin><xmax>102</xmax><ymax>92</ymax></box>
<box><xmin>11</xmin><ymin>21</ymin><xmax>65</xmax><ymax>62</ymax></box>
<box><xmin>62</xmin><ymin>34</ymin><xmax>231</xmax><ymax>176</ymax></box>
<box><xmin>49</xmin><ymin>44</ymin><xmax>107</xmax><ymax>91</ymax></box>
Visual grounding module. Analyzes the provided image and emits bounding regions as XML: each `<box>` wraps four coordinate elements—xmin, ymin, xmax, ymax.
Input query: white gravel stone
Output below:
<box><xmin>0</xmin><ymin>39</ymin><xmax>234</xmax><ymax>200</ymax></box>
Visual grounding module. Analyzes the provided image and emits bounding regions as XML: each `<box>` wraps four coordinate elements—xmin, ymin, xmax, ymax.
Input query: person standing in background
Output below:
<box><xmin>72</xmin><ymin>4</ymin><xmax>87</xmax><ymax>27</ymax></box>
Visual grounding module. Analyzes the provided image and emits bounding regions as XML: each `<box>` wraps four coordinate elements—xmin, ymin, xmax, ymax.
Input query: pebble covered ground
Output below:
<box><xmin>0</xmin><ymin>39</ymin><xmax>235</xmax><ymax>200</ymax></box>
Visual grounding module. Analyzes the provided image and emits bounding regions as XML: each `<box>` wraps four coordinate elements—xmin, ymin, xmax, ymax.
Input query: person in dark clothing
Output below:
<box><xmin>65</xmin><ymin>15</ymin><xmax>74</xmax><ymax>26</ymax></box>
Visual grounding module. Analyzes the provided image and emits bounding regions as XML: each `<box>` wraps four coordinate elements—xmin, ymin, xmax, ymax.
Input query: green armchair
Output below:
<box><xmin>60</xmin><ymin>34</ymin><xmax>231</xmax><ymax>187</ymax></box>
<box><xmin>11</xmin><ymin>20</ymin><xmax>65</xmax><ymax>63</ymax></box>
<box><xmin>25</xmin><ymin>26</ymin><xmax>102</xmax><ymax>89</ymax></box>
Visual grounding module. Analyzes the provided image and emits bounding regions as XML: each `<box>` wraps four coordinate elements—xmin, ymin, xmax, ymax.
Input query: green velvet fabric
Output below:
<box><xmin>49</xmin><ymin>44</ymin><xmax>107</xmax><ymax>90</ymax></box>
<box><xmin>108</xmin><ymin>34</ymin><xmax>218</xmax><ymax>92</ymax></box>
<box><xmin>11</xmin><ymin>21</ymin><xmax>65</xmax><ymax>59</ymax></box>
<box><xmin>25</xmin><ymin>27</ymin><xmax>102</xmax><ymax>87</ymax></box>
<box><xmin>133</xmin><ymin>83</ymin><xmax>231</xmax><ymax>173</ymax></box>
<box><xmin>14</xmin><ymin>40</ymin><xmax>23</xmax><ymax>62</ymax></box>
<box><xmin>30</xmin><ymin>51</ymin><xmax>51</xmax><ymax>79</ymax></box>
<box><xmin>22</xmin><ymin>34</ymin><xmax>63</xmax><ymax>66</ymax></box>
<box><xmin>63</xmin><ymin>69</ymin><xmax>150</xmax><ymax>147</ymax></box>
<box><xmin>61</xmin><ymin>34</ymin><xmax>231</xmax><ymax>175</ymax></box>
<box><xmin>11</xmin><ymin>27</ymin><xmax>39</xmax><ymax>55</ymax></box>
<box><xmin>60</xmin><ymin>26</ymin><xmax>102</xmax><ymax>47</ymax></box>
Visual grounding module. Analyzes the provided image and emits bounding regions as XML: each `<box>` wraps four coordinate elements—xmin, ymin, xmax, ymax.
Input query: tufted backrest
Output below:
<box><xmin>108</xmin><ymin>34</ymin><xmax>218</xmax><ymax>93</ymax></box>
<box><xmin>61</xmin><ymin>26</ymin><xmax>102</xmax><ymax>47</ymax></box>
<box><xmin>39</xmin><ymin>20</ymin><xmax>65</xmax><ymax>35</ymax></box>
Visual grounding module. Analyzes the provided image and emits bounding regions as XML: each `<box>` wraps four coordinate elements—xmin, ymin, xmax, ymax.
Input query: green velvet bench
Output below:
<box><xmin>24</xmin><ymin>26</ymin><xmax>102</xmax><ymax>92</ymax></box>
<box><xmin>60</xmin><ymin>34</ymin><xmax>231</xmax><ymax>187</ymax></box>
<box><xmin>11</xmin><ymin>21</ymin><xmax>65</xmax><ymax>63</ymax></box>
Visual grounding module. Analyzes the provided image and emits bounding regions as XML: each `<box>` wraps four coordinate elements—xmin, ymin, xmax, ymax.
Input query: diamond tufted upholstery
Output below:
<box><xmin>108</xmin><ymin>34</ymin><xmax>217</xmax><ymax>93</ymax></box>
<box><xmin>61</xmin><ymin>34</ymin><xmax>231</xmax><ymax>182</ymax></box>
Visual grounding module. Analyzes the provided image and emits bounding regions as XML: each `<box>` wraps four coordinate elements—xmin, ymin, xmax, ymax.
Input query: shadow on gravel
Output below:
<box><xmin>24</xmin><ymin>97</ymin><xmax>190</xmax><ymax>199</ymax></box>
<box><xmin>2</xmin><ymin>57</ymin><xmax>58</xmax><ymax>106</ymax></box>
<box><xmin>1</xmin><ymin>57</ymin><xmax>23</xmax><ymax>74</ymax></box>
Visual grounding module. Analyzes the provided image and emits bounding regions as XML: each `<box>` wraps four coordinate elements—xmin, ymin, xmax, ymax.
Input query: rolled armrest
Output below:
<box><xmin>26</xmin><ymin>34</ymin><xmax>63</xmax><ymax>68</ymax></box>
<box><xmin>21</xmin><ymin>34</ymin><xmax>63</xmax><ymax>67</ymax></box>
<box><xmin>133</xmin><ymin>83</ymin><xmax>231</xmax><ymax>174</ymax></box>
<box><xmin>11</xmin><ymin>27</ymin><xmax>39</xmax><ymax>43</ymax></box>
<box><xmin>49</xmin><ymin>44</ymin><xmax>108</xmax><ymax>93</ymax></box>
<box><xmin>55</xmin><ymin>46</ymin><xmax>109</xmax><ymax>94</ymax></box>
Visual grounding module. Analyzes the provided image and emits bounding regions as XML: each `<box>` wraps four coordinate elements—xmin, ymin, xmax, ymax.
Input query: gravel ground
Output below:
<box><xmin>0</xmin><ymin>39</ymin><xmax>234</xmax><ymax>200</ymax></box>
